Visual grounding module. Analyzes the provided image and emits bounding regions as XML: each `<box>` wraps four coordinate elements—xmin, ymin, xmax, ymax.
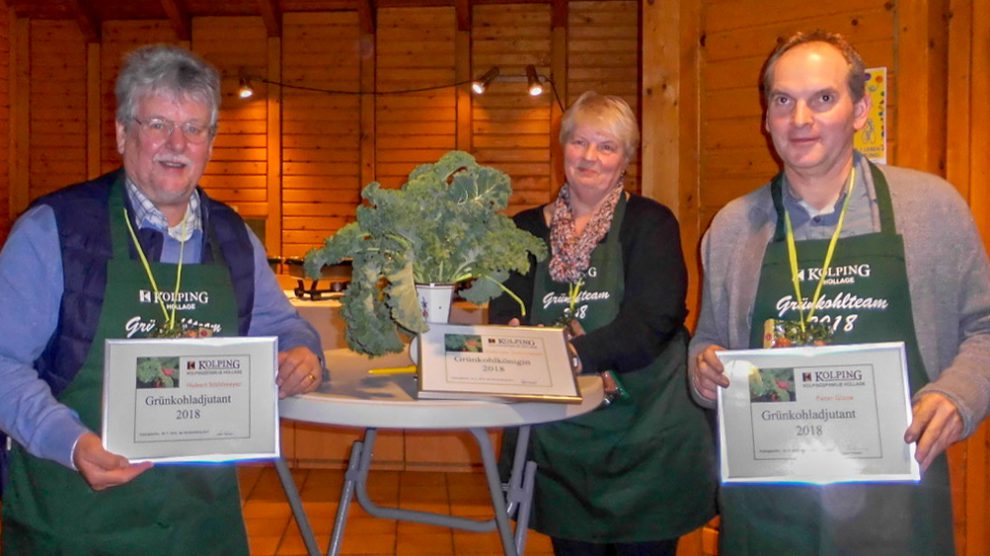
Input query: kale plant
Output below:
<box><xmin>304</xmin><ymin>150</ymin><xmax>547</xmax><ymax>356</ymax></box>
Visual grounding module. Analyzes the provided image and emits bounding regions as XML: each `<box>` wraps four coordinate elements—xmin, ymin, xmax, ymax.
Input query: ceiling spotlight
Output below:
<box><xmin>238</xmin><ymin>76</ymin><xmax>254</xmax><ymax>99</ymax></box>
<box><xmin>526</xmin><ymin>65</ymin><xmax>543</xmax><ymax>96</ymax></box>
<box><xmin>471</xmin><ymin>66</ymin><xmax>500</xmax><ymax>95</ymax></box>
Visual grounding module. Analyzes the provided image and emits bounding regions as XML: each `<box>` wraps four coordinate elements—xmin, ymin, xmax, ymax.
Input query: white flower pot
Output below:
<box><xmin>415</xmin><ymin>283</ymin><xmax>455</xmax><ymax>324</ymax></box>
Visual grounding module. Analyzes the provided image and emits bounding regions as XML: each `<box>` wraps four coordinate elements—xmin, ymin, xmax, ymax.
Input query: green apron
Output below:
<box><xmin>2</xmin><ymin>179</ymin><xmax>249</xmax><ymax>555</ymax></box>
<box><xmin>522</xmin><ymin>194</ymin><xmax>716</xmax><ymax>543</ymax></box>
<box><xmin>719</xmin><ymin>164</ymin><xmax>955</xmax><ymax>555</ymax></box>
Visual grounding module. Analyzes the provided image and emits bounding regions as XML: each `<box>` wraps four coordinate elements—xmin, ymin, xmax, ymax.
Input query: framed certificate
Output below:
<box><xmin>102</xmin><ymin>337</ymin><xmax>280</xmax><ymax>463</ymax></box>
<box><xmin>716</xmin><ymin>342</ymin><xmax>919</xmax><ymax>484</ymax></box>
<box><xmin>415</xmin><ymin>323</ymin><xmax>582</xmax><ymax>403</ymax></box>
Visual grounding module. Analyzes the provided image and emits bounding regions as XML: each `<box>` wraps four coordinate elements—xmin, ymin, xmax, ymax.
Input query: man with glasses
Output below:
<box><xmin>0</xmin><ymin>44</ymin><xmax>325</xmax><ymax>552</ymax></box>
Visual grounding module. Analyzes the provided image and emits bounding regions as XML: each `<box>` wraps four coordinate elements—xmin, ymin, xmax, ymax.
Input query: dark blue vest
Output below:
<box><xmin>32</xmin><ymin>169</ymin><xmax>257</xmax><ymax>397</ymax></box>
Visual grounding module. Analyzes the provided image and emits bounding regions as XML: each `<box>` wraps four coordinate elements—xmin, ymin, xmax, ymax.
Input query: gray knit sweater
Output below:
<box><xmin>689</xmin><ymin>157</ymin><xmax>990</xmax><ymax>438</ymax></box>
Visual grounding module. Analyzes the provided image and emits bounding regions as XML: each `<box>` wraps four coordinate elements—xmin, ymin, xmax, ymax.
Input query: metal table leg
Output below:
<box><xmin>275</xmin><ymin>457</ymin><xmax>321</xmax><ymax>556</ymax></box>
<box><xmin>321</xmin><ymin>426</ymin><xmax>536</xmax><ymax>556</ymax></box>
<box><xmin>326</xmin><ymin>437</ymin><xmax>366</xmax><ymax>556</ymax></box>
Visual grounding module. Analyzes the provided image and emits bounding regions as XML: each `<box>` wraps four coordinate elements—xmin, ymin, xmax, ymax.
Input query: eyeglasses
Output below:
<box><xmin>131</xmin><ymin>116</ymin><xmax>212</xmax><ymax>144</ymax></box>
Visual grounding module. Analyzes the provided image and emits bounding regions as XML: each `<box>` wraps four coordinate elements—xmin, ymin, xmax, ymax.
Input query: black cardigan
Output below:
<box><xmin>488</xmin><ymin>194</ymin><xmax>688</xmax><ymax>374</ymax></box>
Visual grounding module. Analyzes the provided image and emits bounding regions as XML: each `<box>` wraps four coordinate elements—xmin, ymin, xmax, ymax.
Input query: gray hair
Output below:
<box><xmin>559</xmin><ymin>91</ymin><xmax>639</xmax><ymax>163</ymax></box>
<box><xmin>115</xmin><ymin>44</ymin><xmax>221</xmax><ymax>134</ymax></box>
<box><xmin>762</xmin><ymin>30</ymin><xmax>868</xmax><ymax>102</ymax></box>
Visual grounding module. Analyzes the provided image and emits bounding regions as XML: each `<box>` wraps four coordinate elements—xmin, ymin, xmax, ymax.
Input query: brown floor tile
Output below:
<box><xmin>248</xmin><ymin>534</ymin><xmax>281</xmax><ymax>556</ymax></box>
<box><xmin>240</xmin><ymin>466</ymin><xmax>551</xmax><ymax>555</ymax></box>
<box><xmin>395</xmin><ymin>531</ymin><xmax>455</xmax><ymax>555</ymax></box>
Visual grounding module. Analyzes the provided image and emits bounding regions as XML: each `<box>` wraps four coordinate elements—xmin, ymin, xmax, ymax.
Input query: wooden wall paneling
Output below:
<box><xmin>265</xmin><ymin>37</ymin><xmax>282</xmax><ymax>256</ymax></box>
<box><xmin>86</xmin><ymin>43</ymin><xmax>101</xmax><ymax>179</ymax></box>
<box><xmin>548</xmin><ymin>0</ymin><xmax>566</xmax><ymax>197</ymax></box>
<box><xmin>99</xmin><ymin>21</ymin><xmax>180</xmax><ymax>174</ymax></box>
<box><xmin>642</xmin><ymin>0</ymin><xmax>702</xmax><ymax>328</ymax></box>
<box><xmin>472</xmin><ymin>3</ymin><xmax>553</xmax><ymax>214</ymax></box>
<box><xmin>9</xmin><ymin>15</ymin><xmax>29</xmax><ymax>220</ymax></box>
<box><xmin>455</xmin><ymin>28</ymin><xmax>472</xmax><ymax>152</ymax></box>
<box><xmin>280</xmin><ymin>11</ymin><xmax>361</xmax><ymax>258</ymax></box>
<box><xmin>374</xmin><ymin>7</ymin><xmax>456</xmax><ymax>190</ymax></box>
<box><xmin>192</xmin><ymin>18</ymin><xmax>270</xmax><ymax>219</ymax></box>
<box><xmin>359</xmin><ymin>5</ymin><xmax>374</xmax><ymax>190</ymax></box>
<box><xmin>29</xmin><ymin>20</ymin><xmax>87</xmax><ymax>200</ymax></box>
<box><xmin>1</xmin><ymin>7</ymin><xmax>12</xmax><ymax>240</ymax></box>
<box><xmin>698</xmin><ymin>1</ymin><xmax>895</xmax><ymax>232</ymax></box>
<box><xmin>945</xmin><ymin>22</ymin><xmax>974</xmax><ymax>538</ymax></box>
<box><xmin>893</xmin><ymin>0</ymin><xmax>949</xmax><ymax>174</ymax></box>
<box><xmin>946</xmin><ymin>2</ymin><xmax>990</xmax><ymax>555</ymax></box>
<box><xmin>291</xmin><ymin>424</ymin><xmax>404</xmax><ymax>470</ymax></box>
<box><xmin>567</xmin><ymin>1</ymin><xmax>639</xmax><ymax>192</ymax></box>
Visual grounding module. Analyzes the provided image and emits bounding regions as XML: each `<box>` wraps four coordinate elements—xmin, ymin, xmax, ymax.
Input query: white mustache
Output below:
<box><xmin>154</xmin><ymin>156</ymin><xmax>191</xmax><ymax>166</ymax></box>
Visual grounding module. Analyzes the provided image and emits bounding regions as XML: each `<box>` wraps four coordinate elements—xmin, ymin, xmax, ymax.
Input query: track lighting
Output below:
<box><xmin>526</xmin><ymin>65</ymin><xmax>543</xmax><ymax>96</ymax></box>
<box><xmin>238</xmin><ymin>76</ymin><xmax>254</xmax><ymax>99</ymax></box>
<box><xmin>471</xmin><ymin>66</ymin><xmax>500</xmax><ymax>95</ymax></box>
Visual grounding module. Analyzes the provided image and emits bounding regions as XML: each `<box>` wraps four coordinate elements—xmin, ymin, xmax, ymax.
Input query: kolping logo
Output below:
<box><xmin>807</xmin><ymin>369</ymin><xmax>863</xmax><ymax>382</ymax></box>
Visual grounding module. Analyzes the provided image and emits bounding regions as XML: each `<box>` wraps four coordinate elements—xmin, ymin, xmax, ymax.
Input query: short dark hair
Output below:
<box><xmin>762</xmin><ymin>30</ymin><xmax>868</xmax><ymax>102</ymax></box>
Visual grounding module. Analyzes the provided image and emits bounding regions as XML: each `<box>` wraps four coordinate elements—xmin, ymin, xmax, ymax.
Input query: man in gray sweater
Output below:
<box><xmin>689</xmin><ymin>30</ymin><xmax>990</xmax><ymax>556</ymax></box>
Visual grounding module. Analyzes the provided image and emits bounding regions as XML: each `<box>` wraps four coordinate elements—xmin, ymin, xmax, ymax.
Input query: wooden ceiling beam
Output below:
<box><xmin>357</xmin><ymin>0</ymin><xmax>376</xmax><ymax>34</ymax></box>
<box><xmin>257</xmin><ymin>0</ymin><xmax>281</xmax><ymax>38</ymax></box>
<box><xmin>160</xmin><ymin>0</ymin><xmax>191</xmax><ymax>41</ymax></box>
<box><xmin>455</xmin><ymin>0</ymin><xmax>471</xmax><ymax>32</ymax></box>
<box><xmin>66</xmin><ymin>0</ymin><xmax>101</xmax><ymax>43</ymax></box>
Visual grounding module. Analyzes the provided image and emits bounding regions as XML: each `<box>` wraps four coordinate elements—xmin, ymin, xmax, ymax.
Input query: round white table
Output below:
<box><xmin>276</xmin><ymin>348</ymin><xmax>605</xmax><ymax>556</ymax></box>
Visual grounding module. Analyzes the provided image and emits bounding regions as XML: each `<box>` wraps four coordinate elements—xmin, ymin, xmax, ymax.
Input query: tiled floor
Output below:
<box><xmin>239</xmin><ymin>464</ymin><xmax>555</xmax><ymax>556</ymax></box>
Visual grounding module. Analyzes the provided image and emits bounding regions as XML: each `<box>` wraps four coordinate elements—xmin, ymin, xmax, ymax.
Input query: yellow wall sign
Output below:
<box><xmin>854</xmin><ymin>67</ymin><xmax>887</xmax><ymax>164</ymax></box>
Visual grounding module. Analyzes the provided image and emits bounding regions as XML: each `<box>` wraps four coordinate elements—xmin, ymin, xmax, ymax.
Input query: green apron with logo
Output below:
<box><xmin>521</xmin><ymin>194</ymin><xmax>716</xmax><ymax>542</ymax></box>
<box><xmin>719</xmin><ymin>164</ymin><xmax>955</xmax><ymax>555</ymax></box>
<box><xmin>2</xmin><ymin>178</ymin><xmax>249</xmax><ymax>555</ymax></box>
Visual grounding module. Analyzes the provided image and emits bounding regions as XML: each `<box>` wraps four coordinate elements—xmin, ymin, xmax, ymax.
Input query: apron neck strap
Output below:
<box><xmin>770</xmin><ymin>158</ymin><xmax>896</xmax><ymax>242</ymax></box>
<box><xmin>868</xmin><ymin>160</ymin><xmax>896</xmax><ymax>234</ymax></box>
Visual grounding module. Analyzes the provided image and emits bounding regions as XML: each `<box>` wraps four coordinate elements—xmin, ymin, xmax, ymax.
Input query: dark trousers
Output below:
<box><xmin>550</xmin><ymin>537</ymin><xmax>678</xmax><ymax>556</ymax></box>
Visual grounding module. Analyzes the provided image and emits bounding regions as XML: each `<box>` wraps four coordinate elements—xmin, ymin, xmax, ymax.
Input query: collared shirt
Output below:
<box><xmin>125</xmin><ymin>178</ymin><xmax>201</xmax><ymax>242</ymax></box>
<box><xmin>781</xmin><ymin>152</ymin><xmax>878</xmax><ymax>239</ymax></box>
<box><xmin>0</xmin><ymin>186</ymin><xmax>323</xmax><ymax>469</ymax></box>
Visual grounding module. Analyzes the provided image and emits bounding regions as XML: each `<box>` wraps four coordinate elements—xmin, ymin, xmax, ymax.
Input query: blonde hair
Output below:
<box><xmin>559</xmin><ymin>91</ymin><xmax>639</xmax><ymax>162</ymax></box>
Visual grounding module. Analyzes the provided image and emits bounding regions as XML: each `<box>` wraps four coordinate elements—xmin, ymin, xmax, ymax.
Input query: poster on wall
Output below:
<box><xmin>854</xmin><ymin>66</ymin><xmax>887</xmax><ymax>164</ymax></box>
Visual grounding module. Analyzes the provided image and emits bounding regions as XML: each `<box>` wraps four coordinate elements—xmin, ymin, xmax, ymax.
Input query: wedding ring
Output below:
<box><xmin>305</xmin><ymin>373</ymin><xmax>316</xmax><ymax>382</ymax></box>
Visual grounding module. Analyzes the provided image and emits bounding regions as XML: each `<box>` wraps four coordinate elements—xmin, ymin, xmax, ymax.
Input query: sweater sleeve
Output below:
<box><xmin>0</xmin><ymin>206</ymin><xmax>89</xmax><ymax>469</ymax></box>
<box><xmin>571</xmin><ymin>197</ymin><xmax>689</xmax><ymax>373</ymax></box>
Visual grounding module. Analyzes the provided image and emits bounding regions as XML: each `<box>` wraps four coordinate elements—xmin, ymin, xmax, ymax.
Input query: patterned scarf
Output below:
<box><xmin>548</xmin><ymin>181</ymin><xmax>624</xmax><ymax>283</ymax></box>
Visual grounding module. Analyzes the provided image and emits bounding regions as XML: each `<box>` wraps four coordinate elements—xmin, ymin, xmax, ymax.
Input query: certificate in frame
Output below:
<box><xmin>102</xmin><ymin>336</ymin><xmax>279</xmax><ymax>463</ymax></box>
<box><xmin>716</xmin><ymin>342</ymin><xmax>919</xmax><ymax>484</ymax></box>
<box><xmin>415</xmin><ymin>323</ymin><xmax>582</xmax><ymax>403</ymax></box>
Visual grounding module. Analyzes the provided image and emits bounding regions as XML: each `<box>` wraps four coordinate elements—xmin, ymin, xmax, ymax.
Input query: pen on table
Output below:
<box><xmin>368</xmin><ymin>366</ymin><xmax>417</xmax><ymax>375</ymax></box>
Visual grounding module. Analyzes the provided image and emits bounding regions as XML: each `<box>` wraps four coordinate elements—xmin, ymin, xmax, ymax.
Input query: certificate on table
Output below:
<box><xmin>416</xmin><ymin>323</ymin><xmax>582</xmax><ymax>403</ymax></box>
<box><xmin>102</xmin><ymin>337</ymin><xmax>280</xmax><ymax>463</ymax></box>
<box><xmin>716</xmin><ymin>342</ymin><xmax>919</xmax><ymax>484</ymax></box>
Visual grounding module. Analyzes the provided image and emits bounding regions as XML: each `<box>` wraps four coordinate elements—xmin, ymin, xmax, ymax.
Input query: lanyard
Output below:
<box><xmin>123</xmin><ymin>209</ymin><xmax>187</xmax><ymax>335</ymax></box>
<box><xmin>783</xmin><ymin>166</ymin><xmax>856</xmax><ymax>333</ymax></box>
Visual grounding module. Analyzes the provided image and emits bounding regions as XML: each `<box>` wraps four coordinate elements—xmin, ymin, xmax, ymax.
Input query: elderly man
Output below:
<box><xmin>0</xmin><ymin>45</ymin><xmax>324</xmax><ymax>553</ymax></box>
<box><xmin>690</xmin><ymin>31</ymin><xmax>990</xmax><ymax>555</ymax></box>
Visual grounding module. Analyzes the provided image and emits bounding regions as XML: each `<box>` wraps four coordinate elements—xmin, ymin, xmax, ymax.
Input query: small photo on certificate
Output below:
<box><xmin>102</xmin><ymin>336</ymin><xmax>280</xmax><ymax>463</ymax></box>
<box><xmin>716</xmin><ymin>342</ymin><xmax>919</xmax><ymax>484</ymax></box>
